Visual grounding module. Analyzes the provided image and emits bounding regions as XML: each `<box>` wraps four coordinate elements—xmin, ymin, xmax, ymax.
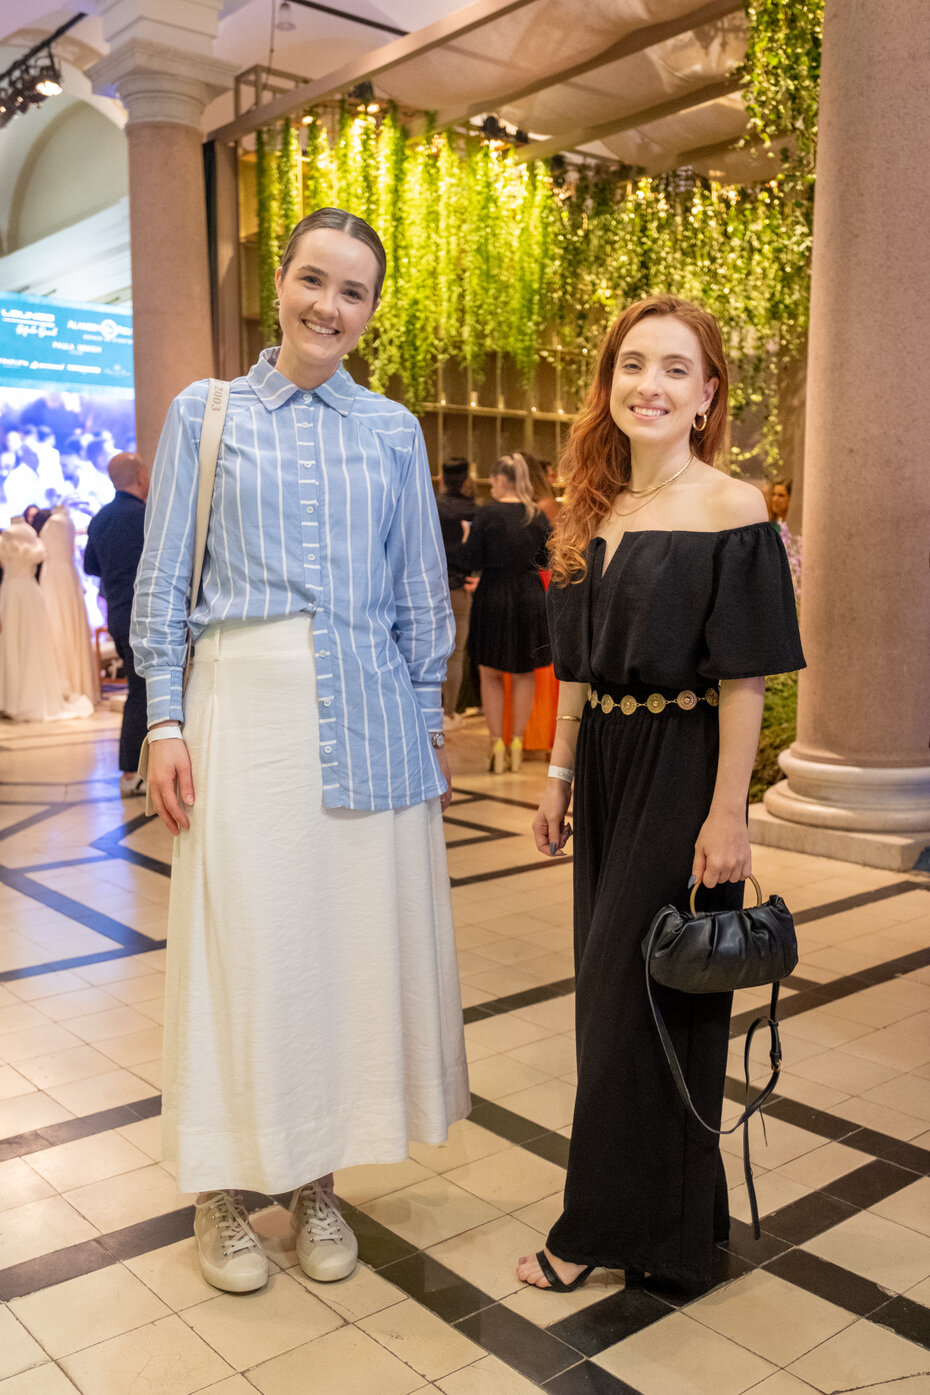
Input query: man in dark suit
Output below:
<box><xmin>84</xmin><ymin>452</ymin><xmax>150</xmax><ymax>797</ymax></box>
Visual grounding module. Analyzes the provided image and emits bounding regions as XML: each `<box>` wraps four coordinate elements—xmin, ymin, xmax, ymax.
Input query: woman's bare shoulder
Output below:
<box><xmin>690</xmin><ymin>466</ymin><xmax>769</xmax><ymax>530</ymax></box>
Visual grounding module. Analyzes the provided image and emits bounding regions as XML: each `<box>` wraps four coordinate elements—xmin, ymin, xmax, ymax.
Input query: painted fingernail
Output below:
<box><xmin>550</xmin><ymin>843</ymin><xmax>557</xmax><ymax>856</ymax></box>
<box><xmin>687</xmin><ymin>874</ymin><xmax>697</xmax><ymax>888</ymax></box>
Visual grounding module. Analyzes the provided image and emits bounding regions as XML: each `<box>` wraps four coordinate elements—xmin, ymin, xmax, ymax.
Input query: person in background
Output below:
<box><xmin>84</xmin><ymin>453</ymin><xmax>150</xmax><ymax>796</ymax></box>
<box><xmin>520</xmin><ymin>451</ymin><xmax>560</xmax><ymax>524</ymax></box>
<box><xmin>436</xmin><ymin>457</ymin><xmax>477</xmax><ymax>730</ymax></box>
<box><xmin>83</xmin><ymin>438</ymin><xmax>117</xmax><ymax>508</ymax></box>
<box><xmin>4</xmin><ymin>443</ymin><xmax>46</xmax><ymax>517</ymax></box>
<box><xmin>769</xmin><ymin>477</ymin><xmax>792</xmax><ymax>531</ymax></box>
<box><xmin>452</xmin><ymin>454</ymin><xmax>551</xmax><ymax>773</ymax></box>
<box><xmin>39</xmin><ymin>506</ymin><xmax>99</xmax><ymax>708</ymax></box>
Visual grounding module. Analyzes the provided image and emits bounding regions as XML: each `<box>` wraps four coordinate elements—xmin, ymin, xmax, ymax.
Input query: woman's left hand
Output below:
<box><xmin>435</xmin><ymin>746</ymin><xmax>453</xmax><ymax>813</ymax></box>
<box><xmin>691</xmin><ymin>808</ymin><xmax>751</xmax><ymax>888</ymax></box>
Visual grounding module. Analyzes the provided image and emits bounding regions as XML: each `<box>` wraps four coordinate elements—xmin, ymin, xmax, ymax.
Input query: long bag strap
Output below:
<box><xmin>140</xmin><ymin>379</ymin><xmax>230</xmax><ymax>817</ymax></box>
<box><xmin>185</xmin><ymin>378</ymin><xmax>230</xmax><ymax>684</ymax></box>
<box><xmin>643</xmin><ymin>922</ymin><xmax>783</xmax><ymax>1240</ymax></box>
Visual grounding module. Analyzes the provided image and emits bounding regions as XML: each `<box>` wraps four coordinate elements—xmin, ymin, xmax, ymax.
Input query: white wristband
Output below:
<box><xmin>548</xmin><ymin>764</ymin><xmax>574</xmax><ymax>784</ymax></box>
<box><xmin>146</xmin><ymin>725</ymin><xmax>183</xmax><ymax>743</ymax></box>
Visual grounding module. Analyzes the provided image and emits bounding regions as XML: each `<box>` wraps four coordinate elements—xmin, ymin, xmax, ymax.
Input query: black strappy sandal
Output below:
<box><xmin>533</xmin><ymin>1250</ymin><xmax>595</xmax><ymax>1293</ymax></box>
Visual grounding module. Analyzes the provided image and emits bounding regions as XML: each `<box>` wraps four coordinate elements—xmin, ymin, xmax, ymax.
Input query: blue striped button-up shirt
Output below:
<box><xmin>131</xmin><ymin>349</ymin><xmax>454</xmax><ymax>811</ymax></box>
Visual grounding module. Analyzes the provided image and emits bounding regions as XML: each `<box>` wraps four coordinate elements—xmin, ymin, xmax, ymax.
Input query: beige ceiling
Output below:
<box><xmin>0</xmin><ymin>2</ymin><xmax>780</xmax><ymax>183</ymax></box>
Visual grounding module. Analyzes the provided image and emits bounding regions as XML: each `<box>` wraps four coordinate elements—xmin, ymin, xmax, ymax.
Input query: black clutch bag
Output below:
<box><xmin>642</xmin><ymin>876</ymin><xmax>798</xmax><ymax>1238</ymax></box>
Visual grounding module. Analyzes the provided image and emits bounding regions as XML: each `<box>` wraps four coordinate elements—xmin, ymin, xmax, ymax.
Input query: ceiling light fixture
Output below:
<box><xmin>0</xmin><ymin>13</ymin><xmax>81</xmax><ymax>130</ymax></box>
<box><xmin>276</xmin><ymin>1</ymin><xmax>297</xmax><ymax>31</ymax></box>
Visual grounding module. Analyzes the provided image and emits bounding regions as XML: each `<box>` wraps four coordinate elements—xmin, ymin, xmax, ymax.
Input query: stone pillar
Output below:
<box><xmin>763</xmin><ymin>0</ymin><xmax>930</xmax><ymax>846</ymax></box>
<box><xmin>89</xmin><ymin>32</ymin><xmax>236</xmax><ymax>463</ymax></box>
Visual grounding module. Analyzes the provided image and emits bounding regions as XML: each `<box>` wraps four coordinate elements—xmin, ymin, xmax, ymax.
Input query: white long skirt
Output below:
<box><xmin>162</xmin><ymin>614</ymin><xmax>470</xmax><ymax>1194</ymax></box>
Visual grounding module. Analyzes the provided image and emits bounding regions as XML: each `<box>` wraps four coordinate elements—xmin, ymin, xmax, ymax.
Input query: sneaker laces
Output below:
<box><xmin>292</xmin><ymin>1184</ymin><xmax>345</xmax><ymax>1244</ymax></box>
<box><xmin>205</xmin><ymin>1191</ymin><xmax>256</xmax><ymax>1257</ymax></box>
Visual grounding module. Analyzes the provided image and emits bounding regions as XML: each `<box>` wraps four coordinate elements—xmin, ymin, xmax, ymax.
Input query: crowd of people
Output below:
<box><xmin>0</xmin><ymin>206</ymin><xmax>805</xmax><ymax>1308</ymax></box>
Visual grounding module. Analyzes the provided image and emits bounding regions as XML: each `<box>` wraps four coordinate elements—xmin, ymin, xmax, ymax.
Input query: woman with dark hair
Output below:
<box><xmin>517</xmin><ymin>295</ymin><xmax>803</xmax><ymax>1292</ymax></box>
<box><xmin>436</xmin><ymin>457</ymin><xmax>477</xmax><ymax>728</ymax></box>
<box><xmin>133</xmin><ymin>208</ymin><xmax>469</xmax><ymax>1296</ymax></box>
<box><xmin>454</xmin><ymin>453</ymin><xmax>551</xmax><ymax>772</ymax></box>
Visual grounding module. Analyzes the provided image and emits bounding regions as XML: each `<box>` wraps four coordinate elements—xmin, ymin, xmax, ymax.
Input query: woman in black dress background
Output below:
<box><xmin>456</xmin><ymin>454</ymin><xmax>551</xmax><ymax>772</ymax></box>
<box><xmin>518</xmin><ymin>295</ymin><xmax>803</xmax><ymax>1291</ymax></box>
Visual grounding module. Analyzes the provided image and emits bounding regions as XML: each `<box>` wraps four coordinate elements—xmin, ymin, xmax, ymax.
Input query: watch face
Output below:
<box><xmin>430</xmin><ymin>732</ymin><xmax>446</xmax><ymax>748</ymax></box>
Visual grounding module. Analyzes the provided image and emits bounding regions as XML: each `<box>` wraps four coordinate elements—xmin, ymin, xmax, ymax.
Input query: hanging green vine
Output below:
<box><xmin>251</xmin><ymin>1</ymin><xmax>821</xmax><ymax>467</ymax></box>
<box><xmin>277</xmin><ymin>117</ymin><xmax>301</xmax><ymax>241</ymax></box>
<box><xmin>255</xmin><ymin>126</ymin><xmax>282</xmax><ymax>345</ymax></box>
<box><xmin>740</xmin><ymin>0</ymin><xmax>824</xmax><ymax>182</ymax></box>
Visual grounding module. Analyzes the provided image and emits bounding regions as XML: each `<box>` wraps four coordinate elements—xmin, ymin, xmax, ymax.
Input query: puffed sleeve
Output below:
<box><xmin>702</xmin><ymin>523</ymin><xmax>805</xmax><ymax>679</ymax></box>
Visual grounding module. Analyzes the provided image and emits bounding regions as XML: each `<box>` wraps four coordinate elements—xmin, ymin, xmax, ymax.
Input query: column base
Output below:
<box><xmin>749</xmin><ymin>802</ymin><xmax>930</xmax><ymax>873</ymax></box>
<box><xmin>766</xmin><ymin>751</ymin><xmax>930</xmax><ymax>832</ymax></box>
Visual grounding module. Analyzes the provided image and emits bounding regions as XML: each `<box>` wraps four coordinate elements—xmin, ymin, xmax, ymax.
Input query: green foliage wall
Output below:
<box><xmin>252</xmin><ymin>3</ymin><xmax>821</xmax><ymax>472</ymax></box>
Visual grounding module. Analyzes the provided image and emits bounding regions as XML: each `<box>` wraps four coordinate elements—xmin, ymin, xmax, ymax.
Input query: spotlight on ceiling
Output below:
<box><xmin>276</xmin><ymin>1</ymin><xmax>297</xmax><ymax>31</ymax></box>
<box><xmin>0</xmin><ymin>38</ymin><xmax>64</xmax><ymax>123</ymax></box>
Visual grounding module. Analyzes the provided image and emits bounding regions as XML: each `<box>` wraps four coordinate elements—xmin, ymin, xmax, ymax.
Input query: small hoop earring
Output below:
<box><xmin>694</xmin><ymin>412</ymin><xmax>708</xmax><ymax>432</ymax></box>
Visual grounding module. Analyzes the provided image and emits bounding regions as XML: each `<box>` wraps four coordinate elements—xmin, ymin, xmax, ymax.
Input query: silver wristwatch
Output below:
<box><xmin>428</xmin><ymin>730</ymin><xmax>446</xmax><ymax>749</ymax></box>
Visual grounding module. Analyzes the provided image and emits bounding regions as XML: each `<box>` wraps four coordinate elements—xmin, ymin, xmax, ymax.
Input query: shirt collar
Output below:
<box><xmin>248</xmin><ymin>348</ymin><xmax>357</xmax><ymax>417</ymax></box>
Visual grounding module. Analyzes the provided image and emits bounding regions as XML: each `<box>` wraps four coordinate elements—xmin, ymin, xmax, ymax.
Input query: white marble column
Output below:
<box><xmin>89</xmin><ymin>4</ymin><xmax>236</xmax><ymax>463</ymax></box>
<box><xmin>762</xmin><ymin>0</ymin><xmax>930</xmax><ymax>851</ymax></box>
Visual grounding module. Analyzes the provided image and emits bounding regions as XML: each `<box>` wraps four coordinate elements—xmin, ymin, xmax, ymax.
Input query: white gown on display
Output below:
<box><xmin>0</xmin><ymin>520</ymin><xmax>93</xmax><ymax>722</ymax></box>
<box><xmin>38</xmin><ymin>507</ymin><xmax>100</xmax><ymax>705</ymax></box>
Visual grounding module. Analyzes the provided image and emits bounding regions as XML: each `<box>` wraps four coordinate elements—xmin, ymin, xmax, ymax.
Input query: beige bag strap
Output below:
<box><xmin>183</xmin><ymin>379</ymin><xmax>230</xmax><ymax>683</ymax></box>
<box><xmin>190</xmin><ymin>378</ymin><xmax>230</xmax><ymax>619</ymax></box>
<box><xmin>140</xmin><ymin>380</ymin><xmax>229</xmax><ymax>818</ymax></box>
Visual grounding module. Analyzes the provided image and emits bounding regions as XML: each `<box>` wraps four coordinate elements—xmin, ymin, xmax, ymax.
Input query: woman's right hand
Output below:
<box><xmin>148</xmin><ymin>738</ymin><xmax>195</xmax><ymax>836</ymax></box>
<box><xmin>532</xmin><ymin>780</ymin><xmax>572</xmax><ymax>856</ymax></box>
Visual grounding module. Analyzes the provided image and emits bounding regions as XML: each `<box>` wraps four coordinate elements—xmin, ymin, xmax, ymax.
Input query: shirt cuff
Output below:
<box><xmin>145</xmin><ymin>668</ymin><xmax>185</xmax><ymax>726</ymax></box>
<box><xmin>415</xmin><ymin>684</ymin><xmax>443</xmax><ymax>733</ymax></box>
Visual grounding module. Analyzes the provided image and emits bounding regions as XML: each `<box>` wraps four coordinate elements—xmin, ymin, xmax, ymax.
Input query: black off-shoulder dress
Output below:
<box><xmin>546</xmin><ymin>522</ymin><xmax>804</xmax><ymax>1286</ymax></box>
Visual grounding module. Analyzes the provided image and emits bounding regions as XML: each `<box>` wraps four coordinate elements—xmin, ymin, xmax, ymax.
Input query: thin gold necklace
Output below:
<box><xmin>624</xmin><ymin>453</ymin><xmax>693</xmax><ymax>497</ymax></box>
<box><xmin>613</xmin><ymin>454</ymin><xmax>693</xmax><ymax>517</ymax></box>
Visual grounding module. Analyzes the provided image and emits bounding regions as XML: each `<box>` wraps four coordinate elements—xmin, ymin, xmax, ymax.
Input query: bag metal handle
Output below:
<box><xmin>690</xmin><ymin>871</ymin><xmax>762</xmax><ymax>917</ymax></box>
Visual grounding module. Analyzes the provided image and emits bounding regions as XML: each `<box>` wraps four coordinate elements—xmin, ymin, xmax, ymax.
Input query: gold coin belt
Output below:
<box><xmin>587</xmin><ymin>685</ymin><xmax>719</xmax><ymax>716</ymax></box>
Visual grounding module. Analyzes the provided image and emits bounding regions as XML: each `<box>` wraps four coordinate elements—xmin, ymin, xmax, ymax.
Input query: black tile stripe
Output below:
<box><xmin>0</xmin><ymin>1096</ymin><xmax>161</xmax><ymax>1162</ymax></box>
<box><xmin>0</xmin><ymin>942</ymin><xmax>166</xmax><ymax>984</ymax></box>
<box><xmin>17</xmin><ymin>857</ymin><xmax>115</xmax><ymax>875</ymax></box>
<box><xmin>0</xmin><ymin>807</ymin><xmax>77</xmax><ymax>841</ymax></box>
<box><xmin>730</xmin><ymin>940</ymin><xmax>930</xmax><ymax>1036</ymax></box>
<box><xmin>0</xmin><ymin>863</ymin><xmax>162</xmax><ymax>953</ymax></box>
<box><xmin>793</xmin><ymin>879</ymin><xmax>927</xmax><ymax>923</ymax></box>
<box><xmin>452</xmin><ymin>857</ymin><xmax>573</xmax><ymax>887</ymax></box>
<box><xmin>463</xmin><ymin>977</ymin><xmax>575</xmax><ymax>1026</ymax></box>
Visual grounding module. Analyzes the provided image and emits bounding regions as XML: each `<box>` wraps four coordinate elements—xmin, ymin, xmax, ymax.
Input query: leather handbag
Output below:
<box><xmin>138</xmin><ymin>380</ymin><xmax>230</xmax><ymax>817</ymax></box>
<box><xmin>642</xmin><ymin>875</ymin><xmax>798</xmax><ymax>1237</ymax></box>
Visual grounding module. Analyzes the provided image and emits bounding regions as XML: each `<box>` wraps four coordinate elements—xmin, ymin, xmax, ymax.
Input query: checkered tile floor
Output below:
<box><xmin>0</xmin><ymin>709</ymin><xmax>929</xmax><ymax>1395</ymax></box>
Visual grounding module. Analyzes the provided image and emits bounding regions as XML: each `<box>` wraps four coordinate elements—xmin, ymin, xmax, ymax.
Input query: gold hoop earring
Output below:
<box><xmin>694</xmin><ymin>412</ymin><xmax>708</xmax><ymax>433</ymax></box>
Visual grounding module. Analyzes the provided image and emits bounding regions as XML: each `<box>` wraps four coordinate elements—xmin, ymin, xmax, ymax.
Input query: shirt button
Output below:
<box><xmin>322</xmin><ymin>698</ymin><xmax>332</xmax><ymax>707</ymax></box>
<box><xmin>323</xmin><ymin>744</ymin><xmax>333</xmax><ymax>754</ymax></box>
<box><xmin>317</xmin><ymin>650</ymin><xmax>328</xmax><ymax>658</ymax></box>
<box><xmin>306</xmin><ymin>506</ymin><xmax>313</xmax><ymax>515</ymax></box>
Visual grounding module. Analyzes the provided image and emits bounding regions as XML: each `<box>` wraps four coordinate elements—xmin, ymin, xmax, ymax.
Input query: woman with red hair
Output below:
<box><xmin>517</xmin><ymin>296</ymin><xmax>804</xmax><ymax>1292</ymax></box>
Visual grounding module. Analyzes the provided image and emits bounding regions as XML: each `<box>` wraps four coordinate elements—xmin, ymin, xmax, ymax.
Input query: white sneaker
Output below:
<box><xmin>290</xmin><ymin>1182</ymin><xmax>357</xmax><ymax>1282</ymax></box>
<box><xmin>194</xmin><ymin>1191</ymin><xmax>268</xmax><ymax>1293</ymax></box>
<box><xmin>120</xmin><ymin>773</ymin><xmax>147</xmax><ymax>798</ymax></box>
<box><xmin>443</xmin><ymin>712</ymin><xmax>464</xmax><ymax>732</ymax></box>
